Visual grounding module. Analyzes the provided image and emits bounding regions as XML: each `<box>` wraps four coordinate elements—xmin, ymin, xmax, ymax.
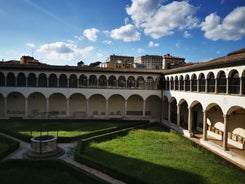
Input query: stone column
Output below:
<box><xmin>215</xmin><ymin>78</ymin><xmax>218</xmax><ymax>94</ymax></box>
<box><xmin>197</xmin><ymin>79</ymin><xmax>199</xmax><ymax>92</ymax></box>
<box><xmin>240</xmin><ymin>77</ymin><xmax>243</xmax><ymax>95</ymax></box>
<box><xmin>86</xmin><ymin>99</ymin><xmax>89</xmax><ymax>117</ymax></box>
<box><xmin>46</xmin><ymin>98</ymin><xmax>49</xmax><ymax>113</ymax></box>
<box><xmin>177</xmin><ymin>104</ymin><xmax>181</xmax><ymax>127</ymax></box>
<box><xmin>124</xmin><ymin>100</ymin><xmax>127</xmax><ymax>117</ymax></box>
<box><xmin>168</xmin><ymin>102</ymin><xmax>171</xmax><ymax>123</ymax></box>
<box><xmin>203</xmin><ymin>110</ymin><xmax>207</xmax><ymax>141</ymax></box>
<box><xmin>25</xmin><ymin>97</ymin><xmax>28</xmax><ymax>117</ymax></box>
<box><xmin>105</xmin><ymin>99</ymin><xmax>109</xmax><ymax>116</ymax></box>
<box><xmin>66</xmin><ymin>98</ymin><xmax>70</xmax><ymax>117</ymax></box>
<box><xmin>4</xmin><ymin>97</ymin><xmax>7</xmax><ymax>116</ymax></box>
<box><xmin>223</xmin><ymin>114</ymin><xmax>228</xmax><ymax>151</ymax></box>
<box><xmin>143</xmin><ymin>99</ymin><xmax>146</xmax><ymax>117</ymax></box>
<box><xmin>205</xmin><ymin>79</ymin><xmax>208</xmax><ymax>93</ymax></box>
<box><xmin>188</xmin><ymin>107</ymin><xmax>193</xmax><ymax>135</ymax></box>
<box><xmin>226</xmin><ymin>78</ymin><xmax>229</xmax><ymax>95</ymax></box>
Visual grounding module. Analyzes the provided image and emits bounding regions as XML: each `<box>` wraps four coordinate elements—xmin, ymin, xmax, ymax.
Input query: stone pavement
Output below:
<box><xmin>0</xmin><ymin>133</ymin><xmax>126</xmax><ymax>184</ymax></box>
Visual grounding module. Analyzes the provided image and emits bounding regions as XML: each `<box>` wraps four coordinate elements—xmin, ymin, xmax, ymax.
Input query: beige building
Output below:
<box><xmin>136</xmin><ymin>55</ymin><xmax>163</xmax><ymax>70</ymax></box>
<box><xmin>101</xmin><ymin>55</ymin><xmax>134</xmax><ymax>69</ymax></box>
<box><xmin>162</xmin><ymin>53</ymin><xmax>185</xmax><ymax>69</ymax></box>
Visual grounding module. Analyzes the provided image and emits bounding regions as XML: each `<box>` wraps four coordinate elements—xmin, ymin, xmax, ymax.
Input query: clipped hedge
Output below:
<box><xmin>0</xmin><ymin>134</ymin><xmax>19</xmax><ymax>160</ymax></box>
<box><xmin>0</xmin><ymin>159</ymin><xmax>108</xmax><ymax>184</ymax></box>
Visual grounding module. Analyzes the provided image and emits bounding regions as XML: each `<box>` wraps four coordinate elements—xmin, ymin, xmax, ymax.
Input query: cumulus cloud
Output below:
<box><xmin>137</xmin><ymin>48</ymin><xmax>145</xmax><ymax>53</ymax></box>
<box><xmin>184</xmin><ymin>30</ymin><xmax>192</xmax><ymax>38</ymax></box>
<box><xmin>201</xmin><ymin>6</ymin><xmax>245</xmax><ymax>41</ymax></box>
<box><xmin>149</xmin><ymin>41</ymin><xmax>159</xmax><ymax>47</ymax></box>
<box><xmin>37</xmin><ymin>41</ymin><xmax>94</xmax><ymax>61</ymax></box>
<box><xmin>83</xmin><ymin>28</ymin><xmax>100</xmax><ymax>42</ymax></box>
<box><xmin>110</xmin><ymin>24</ymin><xmax>140</xmax><ymax>42</ymax></box>
<box><xmin>126</xmin><ymin>0</ymin><xmax>199</xmax><ymax>39</ymax></box>
<box><xmin>102</xmin><ymin>40</ymin><xmax>112</xmax><ymax>44</ymax></box>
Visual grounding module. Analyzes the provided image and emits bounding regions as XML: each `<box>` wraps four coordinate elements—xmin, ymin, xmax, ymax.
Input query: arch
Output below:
<box><xmin>191</xmin><ymin>101</ymin><xmax>203</xmax><ymax>132</ymax></box>
<box><xmin>207</xmin><ymin>72</ymin><xmax>215</xmax><ymax>92</ymax></box>
<box><xmin>98</xmin><ymin>75</ymin><xmax>107</xmax><ymax>87</ymax></box>
<box><xmin>118</xmin><ymin>76</ymin><xmax>126</xmax><ymax>88</ymax></box>
<box><xmin>127</xmin><ymin>76</ymin><xmax>135</xmax><ymax>88</ymax></box>
<box><xmin>179</xmin><ymin>100</ymin><xmax>188</xmax><ymax>129</ymax></box>
<box><xmin>191</xmin><ymin>74</ymin><xmax>197</xmax><ymax>91</ymax></box>
<box><xmin>17</xmin><ymin>72</ymin><xmax>26</xmax><ymax>87</ymax></box>
<box><xmin>174</xmin><ymin>76</ymin><xmax>178</xmax><ymax>90</ymax></box>
<box><xmin>145</xmin><ymin>95</ymin><xmax>161</xmax><ymax>117</ymax></box>
<box><xmin>229</xmin><ymin>70</ymin><xmax>240</xmax><ymax>94</ymax></box>
<box><xmin>69</xmin><ymin>74</ymin><xmax>78</xmax><ymax>88</ymax></box>
<box><xmin>136</xmin><ymin>76</ymin><xmax>144</xmax><ymax>89</ymax></box>
<box><xmin>217</xmin><ymin>71</ymin><xmax>226</xmax><ymax>93</ymax></box>
<box><xmin>89</xmin><ymin>75</ymin><xmax>97</xmax><ymax>87</ymax></box>
<box><xmin>28</xmin><ymin>73</ymin><xmax>36</xmax><ymax>87</ymax></box>
<box><xmin>127</xmin><ymin>95</ymin><xmax>143</xmax><ymax>116</ymax></box>
<box><xmin>108</xmin><ymin>94</ymin><xmax>125</xmax><ymax>116</ymax></box>
<box><xmin>0</xmin><ymin>93</ymin><xmax>4</xmax><ymax>116</ymax></box>
<box><xmin>162</xmin><ymin>96</ymin><xmax>169</xmax><ymax>120</ymax></box>
<box><xmin>185</xmin><ymin>75</ymin><xmax>190</xmax><ymax>91</ymax></box>
<box><xmin>38</xmin><ymin>73</ymin><xmax>47</xmax><ymax>87</ymax></box>
<box><xmin>7</xmin><ymin>72</ymin><xmax>15</xmax><ymax>86</ymax></box>
<box><xmin>59</xmin><ymin>74</ymin><xmax>67</xmax><ymax>88</ymax></box>
<box><xmin>28</xmin><ymin>92</ymin><xmax>46</xmax><ymax>116</ymax></box>
<box><xmin>49</xmin><ymin>73</ymin><xmax>58</xmax><ymax>87</ymax></box>
<box><xmin>0</xmin><ymin>72</ymin><xmax>5</xmax><ymax>86</ymax></box>
<box><xmin>170</xmin><ymin>97</ymin><xmax>177</xmax><ymax>124</ymax></box>
<box><xmin>69</xmin><ymin>93</ymin><xmax>87</xmax><ymax>117</ymax></box>
<box><xmin>179</xmin><ymin>75</ymin><xmax>184</xmax><ymax>91</ymax></box>
<box><xmin>198</xmin><ymin>73</ymin><xmax>205</xmax><ymax>92</ymax></box>
<box><xmin>7</xmin><ymin>92</ymin><xmax>25</xmax><ymax>116</ymax></box>
<box><xmin>49</xmin><ymin>93</ymin><xmax>66</xmax><ymax>115</ymax></box>
<box><xmin>89</xmin><ymin>94</ymin><xmax>106</xmax><ymax>116</ymax></box>
<box><xmin>108</xmin><ymin>75</ymin><xmax>117</xmax><ymax>88</ymax></box>
<box><xmin>146</xmin><ymin>76</ymin><xmax>154</xmax><ymax>89</ymax></box>
<box><xmin>170</xmin><ymin>76</ymin><xmax>174</xmax><ymax>90</ymax></box>
<box><xmin>79</xmin><ymin>74</ymin><xmax>87</xmax><ymax>87</ymax></box>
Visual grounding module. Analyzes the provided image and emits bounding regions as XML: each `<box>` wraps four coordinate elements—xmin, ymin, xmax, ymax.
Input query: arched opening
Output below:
<box><xmin>69</xmin><ymin>74</ymin><xmax>78</xmax><ymax>88</ymax></box>
<box><xmin>49</xmin><ymin>73</ymin><xmax>57</xmax><ymax>87</ymax></box>
<box><xmin>191</xmin><ymin>74</ymin><xmax>197</xmax><ymax>91</ymax></box>
<box><xmin>17</xmin><ymin>73</ymin><xmax>26</xmax><ymax>87</ymax></box>
<box><xmin>118</xmin><ymin>76</ymin><xmax>126</xmax><ymax>88</ymax></box>
<box><xmin>145</xmin><ymin>95</ymin><xmax>161</xmax><ymax>118</ymax></box>
<box><xmin>170</xmin><ymin>98</ymin><xmax>177</xmax><ymax>124</ymax></box>
<box><xmin>98</xmin><ymin>75</ymin><xmax>107</xmax><ymax>87</ymax></box>
<box><xmin>28</xmin><ymin>92</ymin><xmax>46</xmax><ymax>116</ymax></box>
<box><xmin>229</xmin><ymin>70</ymin><xmax>240</xmax><ymax>94</ymax></box>
<box><xmin>0</xmin><ymin>72</ymin><xmax>5</xmax><ymax>86</ymax></box>
<box><xmin>79</xmin><ymin>74</ymin><xmax>87</xmax><ymax>87</ymax></box>
<box><xmin>179</xmin><ymin>100</ymin><xmax>188</xmax><ymax>129</ymax></box>
<box><xmin>146</xmin><ymin>76</ymin><xmax>154</xmax><ymax>89</ymax></box>
<box><xmin>89</xmin><ymin>94</ymin><xmax>106</xmax><ymax>116</ymax></box>
<box><xmin>217</xmin><ymin>71</ymin><xmax>226</xmax><ymax>93</ymax></box>
<box><xmin>0</xmin><ymin>93</ymin><xmax>4</xmax><ymax>116</ymax></box>
<box><xmin>108</xmin><ymin>94</ymin><xmax>125</xmax><ymax>117</ymax></box>
<box><xmin>89</xmin><ymin>75</ymin><xmax>97</xmax><ymax>87</ymax></box>
<box><xmin>174</xmin><ymin>76</ymin><xmax>178</xmax><ymax>90</ymax></box>
<box><xmin>136</xmin><ymin>76</ymin><xmax>144</xmax><ymax>89</ymax></box>
<box><xmin>127</xmin><ymin>76</ymin><xmax>135</xmax><ymax>88</ymax></box>
<box><xmin>185</xmin><ymin>75</ymin><xmax>190</xmax><ymax>91</ymax></box>
<box><xmin>49</xmin><ymin>93</ymin><xmax>66</xmax><ymax>116</ymax></box>
<box><xmin>59</xmin><ymin>74</ymin><xmax>67</xmax><ymax>88</ymax></box>
<box><xmin>191</xmin><ymin>102</ymin><xmax>203</xmax><ymax>132</ymax></box>
<box><xmin>165</xmin><ymin>77</ymin><xmax>169</xmax><ymax>90</ymax></box>
<box><xmin>207</xmin><ymin>72</ymin><xmax>215</xmax><ymax>93</ymax></box>
<box><xmin>127</xmin><ymin>95</ymin><xmax>143</xmax><ymax>116</ymax></box>
<box><xmin>179</xmin><ymin>75</ymin><xmax>184</xmax><ymax>91</ymax></box>
<box><xmin>198</xmin><ymin>73</ymin><xmax>205</xmax><ymax>92</ymax></box>
<box><xmin>7</xmin><ymin>92</ymin><xmax>25</xmax><ymax>116</ymax></box>
<box><xmin>69</xmin><ymin>93</ymin><xmax>87</xmax><ymax>118</ymax></box>
<box><xmin>162</xmin><ymin>97</ymin><xmax>168</xmax><ymax>120</ymax></box>
<box><xmin>28</xmin><ymin>73</ymin><xmax>36</xmax><ymax>87</ymax></box>
<box><xmin>108</xmin><ymin>76</ymin><xmax>117</xmax><ymax>88</ymax></box>
<box><xmin>7</xmin><ymin>72</ymin><xmax>16</xmax><ymax>86</ymax></box>
<box><xmin>170</xmin><ymin>76</ymin><xmax>174</xmax><ymax>90</ymax></box>
<box><xmin>242</xmin><ymin>70</ymin><xmax>245</xmax><ymax>95</ymax></box>
<box><xmin>38</xmin><ymin>73</ymin><xmax>47</xmax><ymax>87</ymax></box>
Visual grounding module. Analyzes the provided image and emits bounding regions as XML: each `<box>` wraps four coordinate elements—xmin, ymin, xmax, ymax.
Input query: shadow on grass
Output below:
<box><xmin>80</xmin><ymin>147</ymin><xmax>204</xmax><ymax>184</ymax></box>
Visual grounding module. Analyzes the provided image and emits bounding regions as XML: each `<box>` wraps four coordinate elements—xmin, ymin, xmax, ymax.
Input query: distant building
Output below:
<box><xmin>136</xmin><ymin>55</ymin><xmax>163</xmax><ymax>70</ymax></box>
<box><xmin>101</xmin><ymin>55</ymin><xmax>134</xmax><ymax>69</ymax></box>
<box><xmin>162</xmin><ymin>54</ymin><xmax>185</xmax><ymax>69</ymax></box>
<box><xmin>20</xmin><ymin>56</ymin><xmax>41</xmax><ymax>65</ymax></box>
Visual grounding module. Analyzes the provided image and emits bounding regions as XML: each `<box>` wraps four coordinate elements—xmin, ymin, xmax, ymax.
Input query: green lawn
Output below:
<box><xmin>81</xmin><ymin>124</ymin><xmax>245</xmax><ymax>184</ymax></box>
<box><xmin>0</xmin><ymin>119</ymin><xmax>139</xmax><ymax>138</ymax></box>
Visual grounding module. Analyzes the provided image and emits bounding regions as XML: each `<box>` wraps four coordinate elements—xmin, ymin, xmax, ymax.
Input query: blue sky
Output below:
<box><xmin>0</xmin><ymin>0</ymin><xmax>245</xmax><ymax>65</ymax></box>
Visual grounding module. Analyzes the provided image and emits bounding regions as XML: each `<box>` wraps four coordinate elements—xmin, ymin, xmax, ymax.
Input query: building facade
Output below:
<box><xmin>136</xmin><ymin>55</ymin><xmax>163</xmax><ymax>70</ymax></box>
<box><xmin>101</xmin><ymin>55</ymin><xmax>134</xmax><ymax>69</ymax></box>
<box><xmin>0</xmin><ymin>49</ymin><xmax>245</xmax><ymax>165</ymax></box>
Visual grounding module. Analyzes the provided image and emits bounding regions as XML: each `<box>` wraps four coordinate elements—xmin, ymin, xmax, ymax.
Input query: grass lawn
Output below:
<box><xmin>0</xmin><ymin>119</ymin><xmax>139</xmax><ymax>138</ymax></box>
<box><xmin>0</xmin><ymin>160</ymin><xmax>107</xmax><ymax>184</ymax></box>
<box><xmin>81</xmin><ymin>124</ymin><xmax>245</xmax><ymax>184</ymax></box>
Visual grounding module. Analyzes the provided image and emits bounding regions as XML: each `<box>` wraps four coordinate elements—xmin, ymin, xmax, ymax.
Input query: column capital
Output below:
<box><xmin>223</xmin><ymin>114</ymin><xmax>229</xmax><ymax>119</ymax></box>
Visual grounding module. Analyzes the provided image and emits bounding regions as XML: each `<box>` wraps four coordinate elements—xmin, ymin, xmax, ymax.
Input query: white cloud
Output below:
<box><xmin>148</xmin><ymin>41</ymin><xmax>159</xmax><ymax>47</ymax></box>
<box><xmin>126</xmin><ymin>0</ymin><xmax>199</xmax><ymax>39</ymax></box>
<box><xmin>184</xmin><ymin>31</ymin><xmax>192</xmax><ymax>38</ymax></box>
<box><xmin>201</xmin><ymin>6</ymin><xmax>245</xmax><ymax>41</ymax></box>
<box><xmin>175</xmin><ymin>43</ymin><xmax>180</xmax><ymax>48</ymax></box>
<box><xmin>37</xmin><ymin>41</ymin><xmax>94</xmax><ymax>61</ymax></box>
<box><xmin>26</xmin><ymin>43</ymin><xmax>35</xmax><ymax>48</ymax></box>
<box><xmin>110</xmin><ymin>24</ymin><xmax>140</xmax><ymax>42</ymax></box>
<box><xmin>137</xmin><ymin>48</ymin><xmax>145</xmax><ymax>53</ymax></box>
<box><xmin>83</xmin><ymin>28</ymin><xmax>100</xmax><ymax>42</ymax></box>
<box><xmin>102</xmin><ymin>40</ymin><xmax>112</xmax><ymax>45</ymax></box>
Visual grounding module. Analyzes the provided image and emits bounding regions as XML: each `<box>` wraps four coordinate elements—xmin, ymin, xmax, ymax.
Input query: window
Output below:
<box><xmin>229</xmin><ymin>70</ymin><xmax>240</xmax><ymax>94</ymax></box>
<box><xmin>118</xmin><ymin>76</ymin><xmax>126</xmax><ymax>88</ymax></box>
<box><xmin>59</xmin><ymin>74</ymin><xmax>67</xmax><ymax>88</ymax></box>
<box><xmin>17</xmin><ymin>73</ymin><xmax>26</xmax><ymax>87</ymax></box>
<box><xmin>69</xmin><ymin>74</ymin><xmax>77</xmax><ymax>88</ymax></box>
<box><xmin>170</xmin><ymin>77</ymin><xmax>174</xmax><ymax>90</ymax></box>
<box><xmin>180</xmin><ymin>76</ymin><xmax>184</xmax><ymax>91</ymax></box>
<box><xmin>174</xmin><ymin>76</ymin><xmax>178</xmax><ymax>90</ymax></box>
<box><xmin>0</xmin><ymin>72</ymin><xmax>5</xmax><ymax>86</ymax></box>
<box><xmin>38</xmin><ymin>73</ymin><xmax>47</xmax><ymax>87</ymax></box>
<box><xmin>127</xmin><ymin>76</ymin><xmax>135</xmax><ymax>88</ymax></box>
<box><xmin>79</xmin><ymin>74</ymin><xmax>87</xmax><ymax>87</ymax></box>
<box><xmin>89</xmin><ymin>75</ymin><xmax>97</xmax><ymax>87</ymax></box>
<box><xmin>207</xmin><ymin>72</ymin><xmax>215</xmax><ymax>92</ymax></box>
<box><xmin>99</xmin><ymin>75</ymin><xmax>107</xmax><ymax>87</ymax></box>
<box><xmin>199</xmin><ymin>73</ymin><xmax>205</xmax><ymax>92</ymax></box>
<box><xmin>185</xmin><ymin>75</ymin><xmax>190</xmax><ymax>91</ymax></box>
<box><xmin>108</xmin><ymin>76</ymin><xmax>117</xmax><ymax>87</ymax></box>
<box><xmin>217</xmin><ymin>71</ymin><xmax>226</xmax><ymax>93</ymax></box>
<box><xmin>28</xmin><ymin>73</ymin><xmax>36</xmax><ymax>87</ymax></box>
<box><xmin>7</xmin><ymin>72</ymin><xmax>15</xmax><ymax>86</ymax></box>
<box><xmin>49</xmin><ymin>74</ymin><xmax>57</xmax><ymax>87</ymax></box>
<box><xmin>136</xmin><ymin>76</ymin><xmax>144</xmax><ymax>89</ymax></box>
<box><xmin>191</xmin><ymin>74</ymin><xmax>197</xmax><ymax>91</ymax></box>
